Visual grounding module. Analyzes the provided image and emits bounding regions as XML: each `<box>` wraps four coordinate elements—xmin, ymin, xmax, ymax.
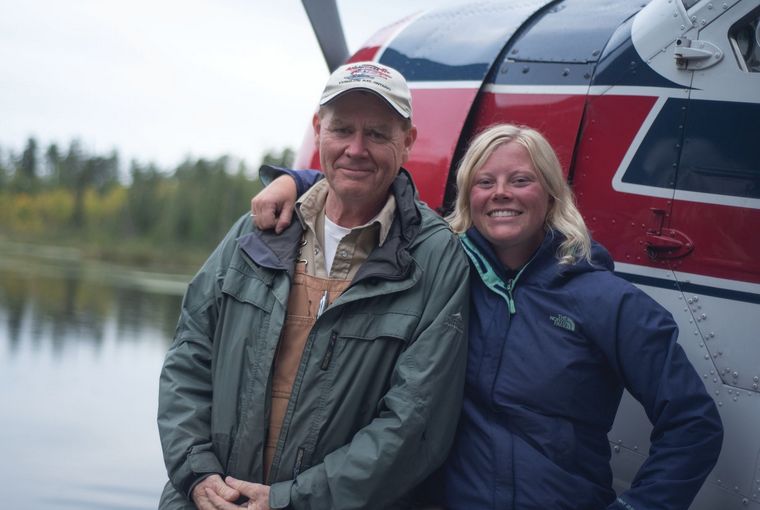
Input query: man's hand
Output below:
<box><xmin>251</xmin><ymin>175</ymin><xmax>298</xmax><ymax>234</ymax></box>
<box><xmin>204</xmin><ymin>476</ymin><xmax>271</xmax><ymax>510</ymax></box>
<box><xmin>191</xmin><ymin>474</ymin><xmax>241</xmax><ymax>510</ymax></box>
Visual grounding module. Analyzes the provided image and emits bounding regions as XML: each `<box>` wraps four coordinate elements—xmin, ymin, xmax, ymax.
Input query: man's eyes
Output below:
<box><xmin>367</xmin><ymin>130</ymin><xmax>389</xmax><ymax>141</ymax></box>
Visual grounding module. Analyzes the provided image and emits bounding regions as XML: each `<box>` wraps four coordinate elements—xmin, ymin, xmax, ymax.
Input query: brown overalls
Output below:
<box><xmin>264</xmin><ymin>261</ymin><xmax>350</xmax><ymax>482</ymax></box>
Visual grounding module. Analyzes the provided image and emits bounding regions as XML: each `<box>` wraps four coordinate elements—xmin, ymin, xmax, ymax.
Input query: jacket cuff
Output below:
<box><xmin>269</xmin><ymin>479</ymin><xmax>294</xmax><ymax>509</ymax></box>
<box><xmin>258</xmin><ymin>165</ymin><xmax>322</xmax><ymax>198</ymax></box>
<box><xmin>187</xmin><ymin>472</ymin><xmax>222</xmax><ymax>500</ymax></box>
<box><xmin>174</xmin><ymin>449</ymin><xmax>225</xmax><ymax>497</ymax></box>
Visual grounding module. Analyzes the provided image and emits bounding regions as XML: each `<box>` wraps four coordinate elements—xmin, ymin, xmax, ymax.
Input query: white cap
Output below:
<box><xmin>320</xmin><ymin>61</ymin><xmax>412</xmax><ymax>119</ymax></box>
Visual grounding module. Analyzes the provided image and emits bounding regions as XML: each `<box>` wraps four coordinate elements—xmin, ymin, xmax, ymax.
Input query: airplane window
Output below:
<box><xmin>729</xmin><ymin>11</ymin><xmax>760</xmax><ymax>72</ymax></box>
<box><xmin>681</xmin><ymin>0</ymin><xmax>700</xmax><ymax>8</ymax></box>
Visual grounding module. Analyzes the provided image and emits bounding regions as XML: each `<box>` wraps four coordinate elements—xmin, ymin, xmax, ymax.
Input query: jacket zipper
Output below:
<box><xmin>505</xmin><ymin>279</ymin><xmax>517</xmax><ymax>314</ymax></box>
<box><xmin>320</xmin><ymin>331</ymin><xmax>338</xmax><ymax>370</ymax></box>
<box><xmin>292</xmin><ymin>446</ymin><xmax>305</xmax><ymax>478</ymax></box>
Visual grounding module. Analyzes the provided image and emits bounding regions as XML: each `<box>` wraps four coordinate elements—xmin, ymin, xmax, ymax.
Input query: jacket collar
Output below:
<box><xmin>462</xmin><ymin>227</ymin><xmax>614</xmax><ymax>289</ymax></box>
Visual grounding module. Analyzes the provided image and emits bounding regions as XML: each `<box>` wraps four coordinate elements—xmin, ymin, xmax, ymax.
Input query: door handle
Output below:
<box><xmin>645</xmin><ymin>229</ymin><xmax>694</xmax><ymax>260</ymax></box>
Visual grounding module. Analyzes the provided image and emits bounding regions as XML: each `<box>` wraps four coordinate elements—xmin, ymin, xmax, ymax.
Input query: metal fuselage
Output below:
<box><xmin>296</xmin><ymin>0</ymin><xmax>760</xmax><ymax>507</ymax></box>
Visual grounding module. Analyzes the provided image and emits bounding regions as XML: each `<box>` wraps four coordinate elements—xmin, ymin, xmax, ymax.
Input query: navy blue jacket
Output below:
<box><xmin>435</xmin><ymin>227</ymin><xmax>722</xmax><ymax>510</ymax></box>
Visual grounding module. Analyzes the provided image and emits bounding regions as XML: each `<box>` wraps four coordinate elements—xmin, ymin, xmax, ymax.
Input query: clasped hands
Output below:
<box><xmin>192</xmin><ymin>474</ymin><xmax>271</xmax><ymax>510</ymax></box>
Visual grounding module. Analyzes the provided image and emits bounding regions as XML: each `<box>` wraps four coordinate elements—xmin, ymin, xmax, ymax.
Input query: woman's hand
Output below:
<box><xmin>251</xmin><ymin>175</ymin><xmax>298</xmax><ymax>233</ymax></box>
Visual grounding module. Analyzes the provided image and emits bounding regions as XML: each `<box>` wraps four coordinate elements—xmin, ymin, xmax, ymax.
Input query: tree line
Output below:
<box><xmin>0</xmin><ymin>137</ymin><xmax>294</xmax><ymax>270</ymax></box>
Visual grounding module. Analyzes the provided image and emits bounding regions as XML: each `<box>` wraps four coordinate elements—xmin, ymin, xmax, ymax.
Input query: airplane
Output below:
<box><xmin>296</xmin><ymin>0</ymin><xmax>760</xmax><ymax>508</ymax></box>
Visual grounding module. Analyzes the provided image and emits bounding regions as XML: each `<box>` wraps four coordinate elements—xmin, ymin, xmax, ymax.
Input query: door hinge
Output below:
<box><xmin>674</xmin><ymin>37</ymin><xmax>723</xmax><ymax>70</ymax></box>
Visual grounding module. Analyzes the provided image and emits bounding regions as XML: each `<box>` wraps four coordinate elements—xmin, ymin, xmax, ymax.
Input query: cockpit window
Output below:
<box><xmin>729</xmin><ymin>9</ymin><xmax>760</xmax><ymax>72</ymax></box>
<box><xmin>681</xmin><ymin>0</ymin><xmax>700</xmax><ymax>9</ymax></box>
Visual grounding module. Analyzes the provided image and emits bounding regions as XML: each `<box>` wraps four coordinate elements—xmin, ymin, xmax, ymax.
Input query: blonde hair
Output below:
<box><xmin>446</xmin><ymin>124</ymin><xmax>591</xmax><ymax>265</ymax></box>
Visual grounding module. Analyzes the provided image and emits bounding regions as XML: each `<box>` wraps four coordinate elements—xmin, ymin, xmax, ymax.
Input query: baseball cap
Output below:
<box><xmin>319</xmin><ymin>61</ymin><xmax>412</xmax><ymax>119</ymax></box>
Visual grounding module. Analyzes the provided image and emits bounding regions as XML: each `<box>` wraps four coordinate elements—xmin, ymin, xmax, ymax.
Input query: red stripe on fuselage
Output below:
<box><xmin>405</xmin><ymin>87</ymin><xmax>480</xmax><ymax>211</ymax></box>
<box><xmin>470</xmin><ymin>91</ymin><xmax>589</xmax><ymax>178</ymax></box>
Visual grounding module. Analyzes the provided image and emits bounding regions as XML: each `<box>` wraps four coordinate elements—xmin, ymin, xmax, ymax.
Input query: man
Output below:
<box><xmin>158</xmin><ymin>61</ymin><xmax>469</xmax><ymax>510</ymax></box>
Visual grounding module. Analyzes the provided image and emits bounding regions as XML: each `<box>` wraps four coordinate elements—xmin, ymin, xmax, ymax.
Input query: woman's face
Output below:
<box><xmin>469</xmin><ymin>141</ymin><xmax>551</xmax><ymax>269</ymax></box>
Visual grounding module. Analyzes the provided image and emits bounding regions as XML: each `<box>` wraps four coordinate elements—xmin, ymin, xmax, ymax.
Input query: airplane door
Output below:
<box><xmin>668</xmin><ymin>1</ymin><xmax>760</xmax><ymax>507</ymax></box>
<box><xmin>571</xmin><ymin>3</ymin><xmax>690</xmax><ymax>496</ymax></box>
<box><xmin>589</xmin><ymin>1</ymin><xmax>760</xmax><ymax>508</ymax></box>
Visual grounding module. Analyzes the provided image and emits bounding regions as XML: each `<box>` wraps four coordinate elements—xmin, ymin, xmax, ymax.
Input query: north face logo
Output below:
<box><xmin>550</xmin><ymin>314</ymin><xmax>576</xmax><ymax>332</ymax></box>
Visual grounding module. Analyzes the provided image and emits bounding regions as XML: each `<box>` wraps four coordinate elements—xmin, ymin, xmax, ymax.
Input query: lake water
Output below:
<box><xmin>0</xmin><ymin>251</ymin><xmax>192</xmax><ymax>509</ymax></box>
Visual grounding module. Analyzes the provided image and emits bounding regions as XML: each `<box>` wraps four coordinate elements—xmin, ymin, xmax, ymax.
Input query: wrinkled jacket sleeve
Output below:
<box><xmin>258</xmin><ymin>165</ymin><xmax>322</xmax><ymax>197</ymax></box>
<box><xmin>600</xmin><ymin>286</ymin><xmax>723</xmax><ymax>510</ymax></box>
<box><xmin>269</xmin><ymin>228</ymin><xmax>470</xmax><ymax>510</ymax></box>
<box><xmin>157</xmin><ymin>214</ymin><xmax>250</xmax><ymax>499</ymax></box>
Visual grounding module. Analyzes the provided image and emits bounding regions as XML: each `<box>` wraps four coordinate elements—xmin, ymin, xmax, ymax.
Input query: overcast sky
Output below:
<box><xmin>0</xmin><ymin>0</ymin><xmax>462</xmax><ymax>172</ymax></box>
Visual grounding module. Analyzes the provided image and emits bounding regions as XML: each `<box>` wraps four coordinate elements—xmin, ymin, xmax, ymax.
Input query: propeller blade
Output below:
<box><xmin>301</xmin><ymin>0</ymin><xmax>350</xmax><ymax>71</ymax></box>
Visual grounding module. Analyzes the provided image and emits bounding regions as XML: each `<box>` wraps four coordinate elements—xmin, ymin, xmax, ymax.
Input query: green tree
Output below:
<box><xmin>45</xmin><ymin>143</ymin><xmax>62</xmax><ymax>188</ymax></box>
<box><xmin>261</xmin><ymin>147</ymin><xmax>295</xmax><ymax>168</ymax></box>
<box><xmin>126</xmin><ymin>160</ymin><xmax>165</xmax><ymax>236</ymax></box>
<box><xmin>11</xmin><ymin>137</ymin><xmax>40</xmax><ymax>193</ymax></box>
<box><xmin>85</xmin><ymin>150</ymin><xmax>119</xmax><ymax>194</ymax></box>
<box><xmin>0</xmin><ymin>146</ymin><xmax>8</xmax><ymax>189</ymax></box>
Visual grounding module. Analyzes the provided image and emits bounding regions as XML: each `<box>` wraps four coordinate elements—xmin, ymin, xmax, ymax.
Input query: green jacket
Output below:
<box><xmin>157</xmin><ymin>170</ymin><xmax>469</xmax><ymax>509</ymax></box>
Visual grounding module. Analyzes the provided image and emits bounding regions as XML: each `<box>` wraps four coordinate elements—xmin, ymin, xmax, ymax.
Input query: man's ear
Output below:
<box><xmin>312</xmin><ymin>112</ymin><xmax>322</xmax><ymax>143</ymax></box>
<box><xmin>401</xmin><ymin>125</ymin><xmax>418</xmax><ymax>164</ymax></box>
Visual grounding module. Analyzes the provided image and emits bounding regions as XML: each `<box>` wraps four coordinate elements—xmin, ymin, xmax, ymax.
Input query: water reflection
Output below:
<box><xmin>0</xmin><ymin>255</ymin><xmax>189</xmax><ymax>510</ymax></box>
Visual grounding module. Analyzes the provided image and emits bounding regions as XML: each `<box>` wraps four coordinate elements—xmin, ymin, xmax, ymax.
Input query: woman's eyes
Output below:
<box><xmin>475</xmin><ymin>176</ymin><xmax>533</xmax><ymax>187</ymax></box>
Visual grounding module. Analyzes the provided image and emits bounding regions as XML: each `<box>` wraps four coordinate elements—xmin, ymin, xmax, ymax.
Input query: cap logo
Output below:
<box><xmin>339</xmin><ymin>63</ymin><xmax>393</xmax><ymax>92</ymax></box>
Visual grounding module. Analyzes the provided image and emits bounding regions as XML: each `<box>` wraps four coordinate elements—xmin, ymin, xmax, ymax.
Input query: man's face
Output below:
<box><xmin>313</xmin><ymin>92</ymin><xmax>417</xmax><ymax>212</ymax></box>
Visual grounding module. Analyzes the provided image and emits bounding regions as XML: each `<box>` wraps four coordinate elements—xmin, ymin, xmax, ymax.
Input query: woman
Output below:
<box><xmin>251</xmin><ymin>124</ymin><xmax>723</xmax><ymax>509</ymax></box>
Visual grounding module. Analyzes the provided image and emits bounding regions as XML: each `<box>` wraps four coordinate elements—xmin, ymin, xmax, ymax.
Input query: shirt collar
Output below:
<box><xmin>296</xmin><ymin>180</ymin><xmax>397</xmax><ymax>246</ymax></box>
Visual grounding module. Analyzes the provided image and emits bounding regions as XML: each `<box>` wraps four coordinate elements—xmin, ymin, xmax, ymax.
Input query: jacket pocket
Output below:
<box><xmin>335</xmin><ymin>311</ymin><xmax>420</xmax><ymax>343</ymax></box>
<box><xmin>221</xmin><ymin>267</ymin><xmax>274</xmax><ymax>311</ymax></box>
<box><xmin>330</xmin><ymin>311</ymin><xmax>420</xmax><ymax>370</ymax></box>
<box><xmin>321</xmin><ymin>312</ymin><xmax>420</xmax><ymax>416</ymax></box>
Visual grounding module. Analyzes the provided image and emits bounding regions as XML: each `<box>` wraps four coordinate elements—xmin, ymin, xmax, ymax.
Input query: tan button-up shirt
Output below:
<box><xmin>295</xmin><ymin>179</ymin><xmax>396</xmax><ymax>280</ymax></box>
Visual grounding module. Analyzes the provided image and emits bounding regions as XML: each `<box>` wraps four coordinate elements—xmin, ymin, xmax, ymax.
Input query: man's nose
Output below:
<box><xmin>345</xmin><ymin>133</ymin><xmax>368</xmax><ymax>157</ymax></box>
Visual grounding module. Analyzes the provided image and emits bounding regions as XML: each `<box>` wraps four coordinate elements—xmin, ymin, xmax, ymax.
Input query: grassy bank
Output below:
<box><xmin>0</xmin><ymin>233</ymin><xmax>211</xmax><ymax>276</ymax></box>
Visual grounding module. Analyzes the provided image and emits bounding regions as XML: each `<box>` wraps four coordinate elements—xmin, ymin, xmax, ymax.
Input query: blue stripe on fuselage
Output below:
<box><xmin>618</xmin><ymin>271</ymin><xmax>760</xmax><ymax>305</ymax></box>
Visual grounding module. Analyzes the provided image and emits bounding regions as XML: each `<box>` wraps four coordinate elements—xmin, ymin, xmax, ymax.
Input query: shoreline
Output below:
<box><xmin>0</xmin><ymin>238</ymin><xmax>195</xmax><ymax>296</ymax></box>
